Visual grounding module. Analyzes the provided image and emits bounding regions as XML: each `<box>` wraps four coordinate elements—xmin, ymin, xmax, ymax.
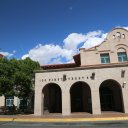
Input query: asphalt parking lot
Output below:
<box><xmin>0</xmin><ymin>121</ymin><xmax>128</xmax><ymax>128</ymax></box>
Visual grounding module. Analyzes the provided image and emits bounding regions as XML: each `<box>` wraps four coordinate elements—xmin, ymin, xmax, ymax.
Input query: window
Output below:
<box><xmin>19</xmin><ymin>98</ymin><xmax>23</xmax><ymax>109</ymax></box>
<box><xmin>18</xmin><ymin>98</ymin><xmax>27</xmax><ymax>110</ymax></box>
<box><xmin>100</xmin><ymin>53</ymin><xmax>110</xmax><ymax>64</ymax></box>
<box><xmin>113</xmin><ymin>35</ymin><xmax>115</xmax><ymax>39</ymax></box>
<box><xmin>116</xmin><ymin>32</ymin><xmax>121</xmax><ymax>38</ymax></box>
<box><xmin>6</xmin><ymin>97</ymin><xmax>14</xmax><ymax>107</ymax></box>
<box><xmin>122</xmin><ymin>34</ymin><xmax>125</xmax><ymax>39</ymax></box>
<box><xmin>118</xmin><ymin>52</ymin><xmax>127</xmax><ymax>62</ymax></box>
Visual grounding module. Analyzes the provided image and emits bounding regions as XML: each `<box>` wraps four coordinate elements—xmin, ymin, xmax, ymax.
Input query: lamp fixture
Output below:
<box><xmin>91</xmin><ymin>72</ymin><xmax>95</xmax><ymax>80</ymax></box>
<box><xmin>121</xmin><ymin>69</ymin><xmax>125</xmax><ymax>78</ymax></box>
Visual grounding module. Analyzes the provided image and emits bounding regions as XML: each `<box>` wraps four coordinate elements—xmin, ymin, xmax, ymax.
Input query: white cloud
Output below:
<box><xmin>123</xmin><ymin>27</ymin><xmax>128</xmax><ymax>30</ymax></box>
<box><xmin>63</xmin><ymin>33</ymin><xmax>86</xmax><ymax>50</ymax></box>
<box><xmin>22</xmin><ymin>30</ymin><xmax>107</xmax><ymax>65</ymax></box>
<box><xmin>22</xmin><ymin>44</ymin><xmax>74</xmax><ymax>64</ymax></box>
<box><xmin>22</xmin><ymin>54</ymin><xmax>29</xmax><ymax>59</ymax></box>
<box><xmin>0</xmin><ymin>51</ymin><xmax>15</xmax><ymax>58</ymax></box>
<box><xmin>115</xmin><ymin>26</ymin><xmax>128</xmax><ymax>31</ymax></box>
<box><xmin>82</xmin><ymin>32</ymin><xmax>107</xmax><ymax>48</ymax></box>
<box><xmin>64</xmin><ymin>30</ymin><xmax>107</xmax><ymax>49</ymax></box>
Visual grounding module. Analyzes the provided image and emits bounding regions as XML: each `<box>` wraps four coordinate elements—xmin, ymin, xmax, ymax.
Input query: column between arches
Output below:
<box><xmin>62</xmin><ymin>85</ymin><xmax>71</xmax><ymax>116</ymax></box>
<box><xmin>34</xmin><ymin>86</ymin><xmax>43</xmax><ymax>116</ymax></box>
<box><xmin>91</xmin><ymin>86</ymin><xmax>101</xmax><ymax>115</ymax></box>
<box><xmin>122</xmin><ymin>86</ymin><xmax>128</xmax><ymax>113</ymax></box>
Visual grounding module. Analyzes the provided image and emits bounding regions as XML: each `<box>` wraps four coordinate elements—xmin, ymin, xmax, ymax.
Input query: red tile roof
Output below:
<box><xmin>41</xmin><ymin>63</ymin><xmax>78</xmax><ymax>70</ymax></box>
<box><xmin>41</xmin><ymin>53</ymin><xmax>81</xmax><ymax>70</ymax></box>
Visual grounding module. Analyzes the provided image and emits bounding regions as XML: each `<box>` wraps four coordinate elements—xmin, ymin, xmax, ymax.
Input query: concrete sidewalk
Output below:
<box><xmin>0</xmin><ymin>112</ymin><xmax>128</xmax><ymax>122</ymax></box>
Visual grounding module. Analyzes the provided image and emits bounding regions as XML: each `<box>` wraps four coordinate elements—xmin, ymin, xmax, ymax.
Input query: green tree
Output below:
<box><xmin>13</xmin><ymin>57</ymin><xmax>40</xmax><ymax>110</ymax></box>
<box><xmin>0</xmin><ymin>57</ymin><xmax>40</xmax><ymax>111</ymax></box>
<box><xmin>0</xmin><ymin>58</ymin><xmax>15</xmax><ymax>96</ymax></box>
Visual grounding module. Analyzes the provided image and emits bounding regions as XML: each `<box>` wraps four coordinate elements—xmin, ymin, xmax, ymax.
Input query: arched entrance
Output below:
<box><xmin>99</xmin><ymin>80</ymin><xmax>123</xmax><ymax>112</ymax></box>
<box><xmin>70</xmin><ymin>81</ymin><xmax>92</xmax><ymax>113</ymax></box>
<box><xmin>42</xmin><ymin>83</ymin><xmax>62</xmax><ymax>114</ymax></box>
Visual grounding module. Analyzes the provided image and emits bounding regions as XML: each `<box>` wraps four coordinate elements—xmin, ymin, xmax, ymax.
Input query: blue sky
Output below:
<box><xmin>0</xmin><ymin>0</ymin><xmax>128</xmax><ymax>64</ymax></box>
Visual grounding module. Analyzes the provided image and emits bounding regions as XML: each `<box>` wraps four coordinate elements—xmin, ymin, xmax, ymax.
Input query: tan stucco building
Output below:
<box><xmin>34</xmin><ymin>28</ymin><xmax>128</xmax><ymax>116</ymax></box>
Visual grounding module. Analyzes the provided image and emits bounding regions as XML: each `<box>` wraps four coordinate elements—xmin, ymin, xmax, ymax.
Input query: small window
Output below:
<box><xmin>113</xmin><ymin>35</ymin><xmax>115</xmax><ymax>39</ymax></box>
<box><xmin>118</xmin><ymin>52</ymin><xmax>127</xmax><ymax>62</ymax></box>
<box><xmin>122</xmin><ymin>34</ymin><xmax>125</xmax><ymax>39</ymax></box>
<box><xmin>116</xmin><ymin>32</ymin><xmax>121</xmax><ymax>38</ymax></box>
<box><xmin>100</xmin><ymin>53</ymin><xmax>110</xmax><ymax>64</ymax></box>
<box><xmin>6</xmin><ymin>97</ymin><xmax>14</xmax><ymax>107</ymax></box>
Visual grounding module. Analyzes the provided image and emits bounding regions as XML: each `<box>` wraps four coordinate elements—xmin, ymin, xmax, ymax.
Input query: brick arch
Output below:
<box><xmin>99</xmin><ymin>79</ymin><xmax>123</xmax><ymax>112</ymax></box>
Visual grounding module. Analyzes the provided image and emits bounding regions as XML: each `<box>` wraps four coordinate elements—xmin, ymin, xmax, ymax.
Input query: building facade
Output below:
<box><xmin>34</xmin><ymin>28</ymin><xmax>128</xmax><ymax>116</ymax></box>
<box><xmin>0</xmin><ymin>96</ymin><xmax>22</xmax><ymax>109</ymax></box>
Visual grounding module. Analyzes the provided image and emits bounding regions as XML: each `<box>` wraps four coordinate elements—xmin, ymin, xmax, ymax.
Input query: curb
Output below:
<box><xmin>0</xmin><ymin>118</ymin><xmax>14</xmax><ymax>121</ymax></box>
<box><xmin>0</xmin><ymin>117</ymin><xmax>128</xmax><ymax>122</ymax></box>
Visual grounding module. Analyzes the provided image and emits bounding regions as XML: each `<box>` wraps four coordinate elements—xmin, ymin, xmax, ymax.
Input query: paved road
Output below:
<box><xmin>0</xmin><ymin>121</ymin><xmax>128</xmax><ymax>128</ymax></box>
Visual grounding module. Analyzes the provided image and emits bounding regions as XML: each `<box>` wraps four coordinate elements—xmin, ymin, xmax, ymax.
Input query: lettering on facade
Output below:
<box><xmin>41</xmin><ymin>76</ymin><xmax>89</xmax><ymax>83</ymax></box>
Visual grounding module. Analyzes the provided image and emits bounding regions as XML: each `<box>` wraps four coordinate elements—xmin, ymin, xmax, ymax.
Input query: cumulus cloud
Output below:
<box><xmin>22</xmin><ymin>44</ymin><xmax>74</xmax><ymax>64</ymax></box>
<box><xmin>22</xmin><ymin>54</ymin><xmax>29</xmax><ymax>59</ymax></box>
<box><xmin>115</xmin><ymin>26</ymin><xmax>128</xmax><ymax>31</ymax></box>
<box><xmin>63</xmin><ymin>33</ymin><xmax>86</xmax><ymax>50</ymax></box>
<box><xmin>22</xmin><ymin>30</ymin><xmax>107</xmax><ymax>65</ymax></box>
<box><xmin>82</xmin><ymin>32</ymin><xmax>107</xmax><ymax>48</ymax></box>
<box><xmin>0</xmin><ymin>51</ymin><xmax>15</xmax><ymax>58</ymax></box>
<box><xmin>123</xmin><ymin>27</ymin><xmax>128</xmax><ymax>30</ymax></box>
<box><xmin>64</xmin><ymin>31</ymin><xmax>107</xmax><ymax>50</ymax></box>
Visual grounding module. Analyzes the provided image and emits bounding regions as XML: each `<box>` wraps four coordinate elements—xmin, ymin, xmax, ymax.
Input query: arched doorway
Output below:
<box><xmin>99</xmin><ymin>80</ymin><xmax>123</xmax><ymax>112</ymax></box>
<box><xmin>70</xmin><ymin>81</ymin><xmax>92</xmax><ymax>113</ymax></box>
<box><xmin>42</xmin><ymin>83</ymin><xmax>62</xmax><ymax>114</ymax></box>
